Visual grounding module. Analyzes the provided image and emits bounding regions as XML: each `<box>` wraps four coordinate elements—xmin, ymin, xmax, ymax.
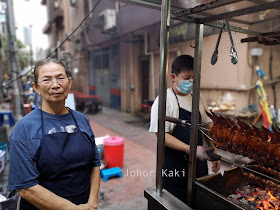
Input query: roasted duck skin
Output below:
<box><xmin>243</xmin><ymin>172</ymin><xmax>280</xmax><ymax>191</ymax></box>
<box><xmin>257</xmin><ymin>165</ymin><xmax>280</xmax><ymax>179</ymax></box>
<box><xmin>206</xmin><ymin>111</ymin><xmax>280</xmax><ymax>170</ymax></box>
<box><xmin>206</xmin><ymin>111</ymin><xmax>227</xmax><ymax>150</ymax></box>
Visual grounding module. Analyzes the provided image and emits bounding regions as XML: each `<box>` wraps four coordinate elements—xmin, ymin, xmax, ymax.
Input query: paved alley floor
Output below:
<box><xmin>86</xmin><ymin>107</ymin><xmax>157</xmax><ymax>210</ymax></box>
<box><xmin>85</xmin><ymin>107</ymin><xmax>243</xmax><ymax>209</ymax></box>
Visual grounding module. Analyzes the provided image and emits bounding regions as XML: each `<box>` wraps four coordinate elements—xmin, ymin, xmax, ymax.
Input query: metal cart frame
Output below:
<box><xmin>124</xmin><ymin>0</ymin><xmax>280</xmax><ymax>208</ymax></box>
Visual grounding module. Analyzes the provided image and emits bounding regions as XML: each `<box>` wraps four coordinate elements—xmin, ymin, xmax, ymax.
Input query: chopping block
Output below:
<box><xmin>100</xmin><ymin>167</ymin><xmax>123</xmax><ymax>182</ymax></box>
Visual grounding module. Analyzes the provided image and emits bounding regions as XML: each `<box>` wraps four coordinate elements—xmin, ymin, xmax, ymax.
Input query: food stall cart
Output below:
<box><xmin>123</xmin><ymin>0</ymin><xmax>280</xmax><ymax>209</ymax></box>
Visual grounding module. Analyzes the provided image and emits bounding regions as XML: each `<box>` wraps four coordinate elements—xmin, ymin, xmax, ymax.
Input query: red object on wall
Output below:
<box><xmin>89</xmin><ymin>85</ymin><xmax>96</xmax><ymax>91</ymax></box>
<box><xmin>110</xmin><ymin>88</ymin><xmax>121</xmax><ymax>96</ymax></box>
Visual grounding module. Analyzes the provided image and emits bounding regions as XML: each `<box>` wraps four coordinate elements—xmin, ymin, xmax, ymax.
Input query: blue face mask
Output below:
<box><xmin>175</xmin><ymin>76</ymin><xmax>193</xmax><ymax>94</ymax></box>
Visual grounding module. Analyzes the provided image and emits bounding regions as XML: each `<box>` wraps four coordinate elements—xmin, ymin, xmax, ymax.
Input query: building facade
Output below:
<box><xmin>41</xmin><ymin>0</ymin><xmax>280</xmax><ymax>117</ymax></box>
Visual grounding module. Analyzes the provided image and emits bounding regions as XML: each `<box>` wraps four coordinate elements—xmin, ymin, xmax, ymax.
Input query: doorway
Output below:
<box><xmin>94</xmin><ymin>50</ymin><xmax>110</xmax><ymax>106</ymax></box>
<box><xmin>141</xmin><ymin>57</ymin><xmax>150</xmax><ymax>103</ymax></box>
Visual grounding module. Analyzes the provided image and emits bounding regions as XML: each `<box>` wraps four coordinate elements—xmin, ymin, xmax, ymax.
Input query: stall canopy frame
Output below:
<box><xmin>124</xmin><ymin>0</ymin><xmax>280</xmax><ymax>208</ymax></box>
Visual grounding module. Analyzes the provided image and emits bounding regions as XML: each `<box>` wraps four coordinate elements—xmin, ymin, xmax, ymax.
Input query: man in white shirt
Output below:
<box><xmin>149</xmin><ymin>55</ymin><xmax>221</xmax><ymax>204</ymax></box>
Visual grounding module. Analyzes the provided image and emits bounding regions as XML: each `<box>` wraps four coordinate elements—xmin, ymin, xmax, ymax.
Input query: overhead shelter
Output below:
<box><xmin>123</xmin><ymin>0</ymin><xmax>280</xmax><ymax>209</ymax></box>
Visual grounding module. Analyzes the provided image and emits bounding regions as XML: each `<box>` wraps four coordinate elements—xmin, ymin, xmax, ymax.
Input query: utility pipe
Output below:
<box><xmin>156</xmin><ymin>0</ymin><xmax>170</xmax><ymax>194</ymax></box>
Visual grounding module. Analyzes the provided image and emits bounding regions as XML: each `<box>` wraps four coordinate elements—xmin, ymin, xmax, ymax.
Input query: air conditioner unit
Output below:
<box><xmin>99</xmin><ymin>9</ymin><xmax>116</xmax><ymax>32</ymax></box>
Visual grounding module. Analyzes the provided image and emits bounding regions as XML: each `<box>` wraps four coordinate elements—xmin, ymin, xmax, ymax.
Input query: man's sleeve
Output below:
<box><xmin>149</xmin><ymin>96</ymin><xmax>171</xmax><ymax>133</ymax></box>
<box><xmin>164</xmin><ymin>100</ymin><xmax>172</xmax><ymax>133</ymax></box>
<box><xmin>149</xmin><ymin>98</ymin><xmax>158</xmax><ymax>133</ymax></box>
<box><xmin>8</xmin><ymin>128</ymin><xmax>39</xmax><ymax>191</ymax></box>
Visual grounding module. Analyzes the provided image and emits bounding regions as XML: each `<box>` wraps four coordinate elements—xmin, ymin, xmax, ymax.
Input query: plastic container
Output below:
<box><xmin>24</xmin><ymin>104</ymin><xmax>32</xmax><ymax>114</ymax></box>
<box><xmin>0</xmin><ymin>142</ymin><xmax>7</xmax><ymax>163</ymax></box>
<box><xmin>103</xmin><ymin>136</ymin><xmax>124</xmax><ymax>168</ymax></box>
<box><xmin>98</xmin><ymin>148</ymin><xmax>104</xmax><ymax>160</ymax></box>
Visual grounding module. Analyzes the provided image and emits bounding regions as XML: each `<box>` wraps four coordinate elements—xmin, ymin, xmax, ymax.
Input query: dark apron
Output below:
<box><xmin>162</xmin><ymin>88</ymin><xmax>208</xmax><ymax>204</ymax></box>
<box><xmin>20</xmin><ymin>109</ymin><xmax>95</xmax><ymax>209</ymax></box>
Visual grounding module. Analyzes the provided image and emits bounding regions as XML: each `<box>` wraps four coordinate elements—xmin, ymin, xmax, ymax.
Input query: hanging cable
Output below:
<box><xmin>3</xmin><ymin>0</ymin><xmax>101</xmax><ymax>86</ymax></box>
<box><xmin>46</xmin><ymin>0</ymin><xmax>101</xmax><ymax>58</ymax></box>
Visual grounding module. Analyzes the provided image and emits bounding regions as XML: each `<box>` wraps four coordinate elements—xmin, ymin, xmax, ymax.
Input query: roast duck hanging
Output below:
<box><xmin>206</xmin><ymin>110</ymin><xmax>280</xmax><ymax>170</ymax></box>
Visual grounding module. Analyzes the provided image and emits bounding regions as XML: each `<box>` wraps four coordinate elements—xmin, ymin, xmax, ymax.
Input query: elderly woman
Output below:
<box><xmin>8</xmin><ymin>58</ymin><xmax>100</xmax><ymax>210</ymax></box>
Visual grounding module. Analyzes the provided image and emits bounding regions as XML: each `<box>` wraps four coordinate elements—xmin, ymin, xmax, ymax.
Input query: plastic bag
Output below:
<box><xmin>219</xmin><ymin>92</ymin><xmax>235</xmax><ymax>111</ymax></box>
<box><xmin>0</xmin><ymin>186</ymin><xmax>19</xmax><ymax>210</ymax></box>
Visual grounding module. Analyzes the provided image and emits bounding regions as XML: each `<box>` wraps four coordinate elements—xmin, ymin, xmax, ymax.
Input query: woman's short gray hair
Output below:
<box><xmin>33</xmin><ymin>58</ymin><xmax>70</xmax><ymax>83</ymax></box>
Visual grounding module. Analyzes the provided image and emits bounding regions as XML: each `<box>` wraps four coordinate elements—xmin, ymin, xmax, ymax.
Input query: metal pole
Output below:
<box><xmin>29</xmin><ymin>24</ymin><xmax>33</xmax><ymax>67</ymax></box>
<box><xmin>187</xmin><ymin>23</ymin><xmax>204</xmax><ymax>206</ymax></box>
<box><xmin>0</xmin><ymin>35</ymin><xmax>3</xmax><ymax>104</ymax></box>
<box><xmin>6</xmin><ymin>0</ymin><xmax>22</xmax><ymax>122</ymax></box>
<box><xmin>156</xmin><ymin>0</ymin><xmax>170</xmax><ymax>194</ymax></box>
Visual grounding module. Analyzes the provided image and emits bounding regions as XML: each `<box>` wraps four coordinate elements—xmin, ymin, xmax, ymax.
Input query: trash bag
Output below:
<box><xmin>0</xmin><ymin>186</ymin><xmax>19</xmax><ymax>210</ymax></box>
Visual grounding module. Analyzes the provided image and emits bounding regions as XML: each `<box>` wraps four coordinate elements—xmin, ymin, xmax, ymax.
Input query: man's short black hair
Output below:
<box><xmin>171</xmin><ymin>55</ymin><xmax>194</xmax><ymax>76</ymax></box>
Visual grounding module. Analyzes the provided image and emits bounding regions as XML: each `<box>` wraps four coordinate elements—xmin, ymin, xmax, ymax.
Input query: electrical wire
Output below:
<box><xmin>3</xmin><ymin>0</ymin><xmax>101</xmax><ymax>87</ymax></box>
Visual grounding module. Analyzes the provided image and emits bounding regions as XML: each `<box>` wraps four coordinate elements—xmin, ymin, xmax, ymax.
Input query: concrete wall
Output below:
<box><xmin>45</xmin><ymin>0</ymin><xmax>280</xmax><ymax>116</ymax></box>
<box><xmin>145</xmin><ymin>24</ymin><xmax>280</xmax><ymax>113</ymax></box>
<box><xmin>247</xmin><ymin>42</ymin><xmax>280</xmax><ymax>110</ymax></box>
<box><xmin>63</xmin><ymin>0</ymin><xmax>89</xmax><ymax>92</ymax></box>
<box><xmin>120</xmin><ymin>35</ymin><xmax>143</xmax><ymax>113</ymax></box>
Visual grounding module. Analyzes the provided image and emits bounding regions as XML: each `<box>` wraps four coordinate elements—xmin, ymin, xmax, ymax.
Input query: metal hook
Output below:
<box><xmin>190</xmin><ymin>40</ymin><xmax>195</xmax><ymax>48</ymax></box>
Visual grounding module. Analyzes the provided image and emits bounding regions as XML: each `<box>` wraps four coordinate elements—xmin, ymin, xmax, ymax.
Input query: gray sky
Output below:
<box><xmin>13</xmin><ymin>0</ymin><xmax>48</xmax><ymax>50</ymax></box>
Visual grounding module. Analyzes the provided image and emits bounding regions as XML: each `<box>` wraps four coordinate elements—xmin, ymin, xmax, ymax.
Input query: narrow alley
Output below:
<box><xmin>87</xmin><ymin>107</ymin><xmax>156</xmax><ymax>210</ymax></box>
